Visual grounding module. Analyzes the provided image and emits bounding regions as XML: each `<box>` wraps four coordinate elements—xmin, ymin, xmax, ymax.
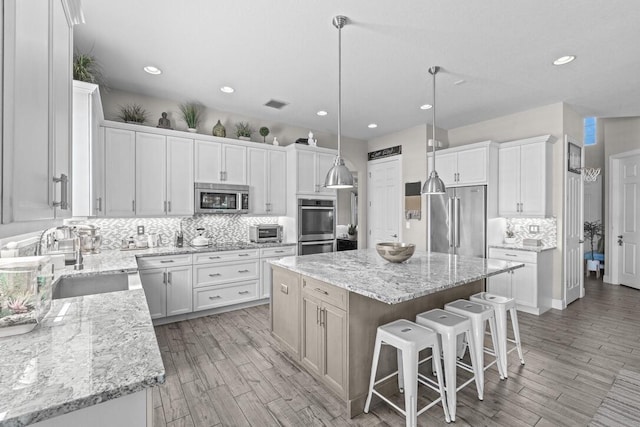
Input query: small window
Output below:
<box><xmin>584</xmin><ymin>117</ymin><xmax>596</xmax><ymax>146</ymax></box>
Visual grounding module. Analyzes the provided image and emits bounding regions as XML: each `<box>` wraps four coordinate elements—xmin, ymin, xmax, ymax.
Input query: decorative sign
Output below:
<box><xmin>568</xmin><ymin>142</ymin><xmax>582</xmax><ymax>174</ymax></box>
<box><xmin>368</xmin><ymin>145</ymin><xmax>402</xmax><ymax>161</ymax></box>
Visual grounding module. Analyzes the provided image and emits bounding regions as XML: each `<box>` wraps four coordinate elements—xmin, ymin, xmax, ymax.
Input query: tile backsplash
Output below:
<box><xmin>506</xmin><ymin>217</ymin><xmax>556</xmax><ymax>246</ymax></box>
<box><xmin>84</xmin><ymin>215</ymin><xmax>282</xmax><ymax>250</ymax></box>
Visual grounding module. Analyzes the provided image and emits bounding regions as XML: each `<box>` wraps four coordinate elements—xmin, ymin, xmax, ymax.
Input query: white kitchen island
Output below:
<box><xmin>270</xmin><ymin>249</ymin><xmax>524</xmax><ymax>417</ymax></box>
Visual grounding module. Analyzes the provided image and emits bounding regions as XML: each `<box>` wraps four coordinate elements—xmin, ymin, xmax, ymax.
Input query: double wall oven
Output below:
<box><xmin>298</xmin><ymin>199</ymin><xmax>336</xmax><ymax>255</ymax></box>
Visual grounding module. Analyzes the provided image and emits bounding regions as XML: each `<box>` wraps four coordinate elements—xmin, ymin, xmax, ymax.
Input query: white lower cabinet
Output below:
<box><xmin>137</xmin><ymin>254</ymin><xmax>193</xmax><ymax>319</ymax></box>
<box><xmin>486</xmin><ymin>247</ymin><xmax>553</xmax><ymax>315</ymax></box>
<box><xmin>260</xmin><ymin>246</ymin><xmax>297</xmax><ymax>298</ymax></box>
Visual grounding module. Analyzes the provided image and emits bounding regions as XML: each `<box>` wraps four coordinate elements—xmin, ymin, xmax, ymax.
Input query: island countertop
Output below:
<box><xmin>271</xmin><ymin>249</ymin><xmax>524</xmax><ymax>304</ymax></box>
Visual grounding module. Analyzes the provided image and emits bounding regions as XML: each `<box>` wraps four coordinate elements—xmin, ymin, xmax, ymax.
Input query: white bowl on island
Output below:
<box><xmin>375</xmin><ymin>242</ymin><xmax>416</xmax><ymax>263</ymax></box>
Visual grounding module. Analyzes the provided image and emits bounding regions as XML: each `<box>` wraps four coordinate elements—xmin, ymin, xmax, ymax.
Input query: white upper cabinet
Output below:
<box><xmin>498</xmin><ymin>135</ymin><xmax>555</xmax><ymax>217</ymax></box>
<box><xmin>429</xmin><ymin>143</ymin><xmax>490</xmax><ymax>186</ymax></box>
<box><xmin>135</xmin><ymin>133</ymin><xmax>167</xmax><ymax>216</ymax></box>
<box><xmin>166</xmin><ymin>136</ymin><xmax>194</xmax><ymax>216</ymax></box>
<box><xmin>194</xmin><ymin>140</ymin><xmax>246</xmax><ymax>184</ymax></box>
<box><xmin>2</xmin><ymin>0</ymin><xmax>75</xmax><ymax>224</ymax></box>
<box><xmin>288</xmin><ymin>145</ymin><xmax>338</xmax><ymax>197</ymax></box>
<box><xmin>105</xmin><ymin>128</ymin><xmax>136</xmax><ymax>217</ymax></box>
<box><xmin>247</xmin><ymin>147</ymin><xmax>287</xmax><ymax>215</ymax></box>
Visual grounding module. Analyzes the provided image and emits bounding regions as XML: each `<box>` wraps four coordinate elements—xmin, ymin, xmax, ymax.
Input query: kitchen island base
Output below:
<box><xmin>270</xmin><ymin>265</ymin><xmax>483</xmax><ymax>417</ymax></box>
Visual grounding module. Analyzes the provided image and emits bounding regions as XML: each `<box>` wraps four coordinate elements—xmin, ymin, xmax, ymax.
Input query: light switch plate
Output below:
<box><xmin>529</xmin><ymin>225</ymin><xmax>539</xmax><ymax>234</ymax></box>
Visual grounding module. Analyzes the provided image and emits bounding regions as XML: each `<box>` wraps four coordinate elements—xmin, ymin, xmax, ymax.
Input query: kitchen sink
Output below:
<box><xmin>53</xmin><ymin>272</ymin><xmax>131</xmax><ymax>299</ymax></box>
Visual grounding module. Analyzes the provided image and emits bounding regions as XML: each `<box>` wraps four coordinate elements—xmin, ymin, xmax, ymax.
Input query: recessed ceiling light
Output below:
<box><xmin>420</xmin><ymin>104</ymin><xmax>433</xmax><ymax>110</ymax></box>
<box><xmin>317</xmin><ymin>110</ymin><xmax>328</xmax><ymax>116</ymax></box>
<box><xmin>143</xmin><ymin>66</ymin><xmax>162</xmax><ymax>75</ymax></box>
<box><xmin>553</xmin><ymin>55</ymin><xmax>576</xmax><ymax>66</ymax></box>
<box><xmin>220</xmin><ymin>86</ymin><xmax>235</xmax><ymax>93</ymax></box>
<box><xmin>368</xmin><ymin>123</ymin><xmax>378</xmax><ymax>129</ymax></box>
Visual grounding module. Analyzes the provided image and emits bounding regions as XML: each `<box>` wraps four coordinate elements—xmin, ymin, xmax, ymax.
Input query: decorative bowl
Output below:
<box><xmin>375</xmin><ymin>242</ymin><xmax>415</xmax><ymax>263</ymax></box>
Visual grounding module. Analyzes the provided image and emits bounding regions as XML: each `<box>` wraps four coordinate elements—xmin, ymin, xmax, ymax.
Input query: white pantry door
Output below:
<box><xmin>368</xmin><ymin>157</ymin><xmax>401</xmax><ymax>247</ymax></box>
<box><xmin>564</xmin><ymin>136</ymin><xmax>584</xmax><ymax>305</ymax></box>
<box><xmin>619</xmin><ymin>154</ymin><xmax>640</xmax><ymax>289</ymax></box>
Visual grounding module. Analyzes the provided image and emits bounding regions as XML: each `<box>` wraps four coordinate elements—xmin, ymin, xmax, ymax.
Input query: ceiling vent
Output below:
<box><xmin>264</xmin><ymin>99</ymin><xmax>288</xmax><ymax>110</ymax></box>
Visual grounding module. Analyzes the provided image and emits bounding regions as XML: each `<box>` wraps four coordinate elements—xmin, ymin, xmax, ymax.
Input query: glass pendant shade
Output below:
<box><xmin>325</xmin><ymin>156</ymin><xmax>354</xmax><ymax>189</ymax></box>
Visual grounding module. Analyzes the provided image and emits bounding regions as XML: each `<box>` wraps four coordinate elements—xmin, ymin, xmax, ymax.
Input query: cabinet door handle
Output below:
<box><xmin>208</xmin><ymin>273</ymin><xmax>221</xmax><ymax>277</ymax></box>
<box><xmin>167</xmin><ymin>272</ymin><xmax>172</xmax><ymax>284</ymax></box>
<box><xmin>275</xmin><ymin>250</ymin><xmax>285</xmax><ymax>253</ymax></box>
<box><xmin>163</xmin><ymin>272</ymin><xmax>167</xmax><ymax>284</ymax></box>
<box><xmin>160</xmin><ymin>260</ymin><xmax>174</xmax><ymax>263</ymax></box>
<box><xmin>238</xmin><ymin>290</ymin><xmax>250</xmax><ymax>295</ymax></box>
<box><xmin>220</xmin><ymin>171</ymin><xmax>224</xmax><ymax>181</ymax></box>
<box><xmin>316</xmin><ymin>306</ymin><xmax>320</xmax><ymax>324</ymax></box>
<box><xmin>208</xmin><ymin>256</ymin><xmax>221</xmax><ymax>260</ymax></box>
<box><xmin>208</xmin><ymin>295</ymin><xmax>221</xmax><ymax>300</ymax></box>
<box><xmin>52</xmin><ymin>174</ymin><xmax>69</xmax><ymax>209</ymax></box>
<box><xmin>164</xmin><ymin>201</ymin><xmax>167</xmax><ymax>213</ymax></box>
<box><xmin>132</xmin><ymin>200</ymin><xmax>136</xmax><ymax>212</ymax></box>
<box><xmin>314</xmin><ymin>287</ymin><xmax>329</xmax><ymax>295</ymax></box>
<box><xmin>320</xmin><ymin>308</ymin><xmax>325</xmax><ymax>327</ymax></box>
<box><xmin>238</xmin><ymin>254</ymin><xmax>250</xmax><ymax>257</ymax></box>
<box><xmin>167</xmin><ymin>201</ymin><xmax>171</xmax><ymax>212</ymax></box>
<box><xmin>505</xmin><ymin>254</ymin><xmax>517</xmax><ymax>257</ymax></box>
<box><xmin>238</xmin><ymin>269</ymin><xmax>250</xmax><ymax>273</ymax></box>
<box><xmin>96</xmin><ymin>197</ymin><xmax>103</xmax><ymax>213</ymax></box>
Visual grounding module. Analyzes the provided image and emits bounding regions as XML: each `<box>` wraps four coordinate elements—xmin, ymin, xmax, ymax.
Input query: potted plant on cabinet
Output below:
<box><xmin>73</xmin><ymin>50</ymin><xmax>105</xmax><ymax>86</ymax></box>
<box><xmin>179</xmin><ymin>102</ymin><xmax>202</xmax><ymax>132</ymax></box>
<box><xmin>259</xmin><ymin>126</ymin><xmax>270</xmax><ymax>143</ymax></box>
<box><xmin>235</xmin><ymin>122</ymin><xmax>253</xmax><ymax>141</ymax></box>
<box><xmin>584</xmin><ymin>220</ymin><xmax>603</xmax><ymax>273</ymax></box>
<box><xmin>118</xmin><ymin>103</ymin><xmax>148</xmax><ymax>124</ymax></box>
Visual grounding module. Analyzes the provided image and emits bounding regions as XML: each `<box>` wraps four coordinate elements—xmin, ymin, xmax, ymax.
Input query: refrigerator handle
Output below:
<box><xmin>448</xmin><ymin>197</ymin><xmax>455</xmax><ymax>247</ymax></box>
<box><xmin>454</xmin><ymin>197</ymin><xmax>461</xmax><ymax>248</ymax></box>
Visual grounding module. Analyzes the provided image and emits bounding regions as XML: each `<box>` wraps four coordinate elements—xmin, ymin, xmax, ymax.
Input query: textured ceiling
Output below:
<box><xmin>74</xmin><ymin>0</ymin><xmax>640</xmax><ymax>139</ymax></box>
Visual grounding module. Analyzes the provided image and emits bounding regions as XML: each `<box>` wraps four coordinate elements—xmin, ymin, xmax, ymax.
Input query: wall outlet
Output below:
<box><xmin>137</xmin><ymin>225</ymin><xmax>145</xmax><ymax>235</ymax></box>
<box><xmin>529</xmin><ymin>225</ymin><xmax>539</xmax><ymax>234</ymax></box>
<box><xmin>280</xmin><ymin>284</ymin><xmax>288</xmax><ymax>294</ymax></box>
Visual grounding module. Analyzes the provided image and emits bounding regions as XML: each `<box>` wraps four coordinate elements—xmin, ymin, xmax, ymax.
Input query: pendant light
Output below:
<box><xmin>324</xmin><ymin>15</ymin><xmax>354</xmax><ymax>189</ymax></box>
<box><xmin>421</xmin><ymin>66</ymin><xmax>446</xmax><ymax>195</ymax></box>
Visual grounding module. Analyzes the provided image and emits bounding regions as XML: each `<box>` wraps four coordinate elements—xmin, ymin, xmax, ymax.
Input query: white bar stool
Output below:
<box><xmin>415</xmin><ymin>309</ymin><xmax>482</xmax><ymax>422</ymax></box>
<box><xmin>444</xmin><ymin>299</ymin><xmax>506</xmax><ymax>395</ymax></box>
<box><xmin>470</xmin><ymin>292</ymin><xmax>525</xmax><ymax>377</ymax></box>
<box><xmin>364</xmin><ymin>319</ymin><xmax>451</xmax><ymax>426</ymax></box>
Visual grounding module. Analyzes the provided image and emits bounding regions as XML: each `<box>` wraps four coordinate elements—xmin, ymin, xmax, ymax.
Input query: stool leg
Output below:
<box><xmin>397</xmin><ymin>348</ymin><xmax>405</xmax><ymax>393</ymax></box>
<box><xmin>466</xmin><ymin>330</ymin><xmax>483</xmax><ymax>400</ymax></box>
<box><xmin>488</xmin><ymin>315</ymin><xmax>505</xmax><ymax>379</ymax></box>
<box><xmin>442</xmin><ymin>332</ymin><xmax>458</xmax><ymax>422</ymax></box>
<box><xmin>401</xmin><ymin>345</ymin><xmax>418</xmax><ymax>427</ymax></box>
<box><xmin>509</xmin><ymin>307</ymin><xmax>525</xmax><ymax>365</ymax></box>
<box><xmin>431</xmin><ymin>339</ymin><xmax>451</xmax><ymax>423</ymax></box>
<box><xmin>494</xmin><ymin>306</ymin><xmax>509</xmax><ymax>378</ymax></box>
<box><xmin>364</xmin><ymin>335</ymin><xmax>383</xmax><ymax>413</ymax></box>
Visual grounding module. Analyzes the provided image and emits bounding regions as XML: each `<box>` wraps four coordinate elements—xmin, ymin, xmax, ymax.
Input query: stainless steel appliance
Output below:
<box><xmin>195</xmin><ymin>183</ymin><xmax>249</xmax><ymax>214</ymax></box>
<box><xmin>298</xmin><ymin>199</ymin><xmax>336</xmax><ymax>255</ymax></box>
<box><xmin>430</xmin><ymin>185</ymin><xmax>486</xmax><ymax>257</ymax></box>
<box><xmin>74</xmin><ymin>224</ymin><xmax>102</xmax><ymax>254</ymax></box>
<box><xmin>249</xmin><ymin>224</ymin><xmax>283</xmax><ymax>243</ymax></box>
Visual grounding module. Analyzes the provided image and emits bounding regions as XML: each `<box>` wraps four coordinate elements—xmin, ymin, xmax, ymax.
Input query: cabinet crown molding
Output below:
<box><xmin>427</xmin><ymin>139</ymin><xmax>497</xmax><ymax>156</ymax></box>
<box><xmin>499</xmin><ymin>134</ymin><xmax>557</xmax><ymax>148</ymax></box>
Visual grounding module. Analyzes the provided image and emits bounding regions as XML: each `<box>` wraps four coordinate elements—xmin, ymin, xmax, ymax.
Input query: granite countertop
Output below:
<box><xmin>271</xmin><ymin>249</ymin><xmax>524</xmax><ymax>304</ymax></box>
<box><xmin>489</xmin><ymin>243</ymin><xmax>556</xmax><ymax>252</ymax></box>
<box><xmin>0</xmin><ymin>241</ymin><xmax>294</xmax><ymax>426</ymax></box>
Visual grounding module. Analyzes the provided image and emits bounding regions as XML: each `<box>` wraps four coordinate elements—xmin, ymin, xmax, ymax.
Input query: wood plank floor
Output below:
<box><xmin>152</xmin><ymin>275</ymin><xmax>640</xmax><ymax>426</ymax></box>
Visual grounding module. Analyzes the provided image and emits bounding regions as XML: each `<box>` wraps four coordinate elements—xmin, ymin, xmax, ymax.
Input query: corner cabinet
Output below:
<box><xmin>287</xmin><ymin>144</ymin><xmax>338</xmax><ymax>196</ymax></box>
<box><xmin>498</xmin><ymin>135</ymin><xmax>556</xmax><ymax>217</ymax></box>
<box><xmin>247</xmin><ymin>147</ymin><xmax>287</xmax><ymax>215</ymax></box>
<box><xmin>2</xmin><ymin>0</ymin><xmax>78</xmax><ymax>225</ymax></box>
<box><xmin>137</xmin><ymin>254</ymin><xmax>193</xmax><ymax>319</ymax></box>
<box><xmin>487</xmin><ymin>247</ymin><xmax>553</xmax><ymax>315</ymax></box>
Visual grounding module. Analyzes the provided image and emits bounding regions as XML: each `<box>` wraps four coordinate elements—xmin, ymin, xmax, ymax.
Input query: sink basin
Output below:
<box><xmin>53</xmin><ymin>273</ymin><xmax>129</xmax><ymax>299</ymax></box>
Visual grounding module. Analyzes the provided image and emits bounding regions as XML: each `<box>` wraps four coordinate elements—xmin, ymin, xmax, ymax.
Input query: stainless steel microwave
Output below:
<box><xmin>194</xmin><ymin>183</ymin><xmax>249</xmax><ymax>214</ymax></box>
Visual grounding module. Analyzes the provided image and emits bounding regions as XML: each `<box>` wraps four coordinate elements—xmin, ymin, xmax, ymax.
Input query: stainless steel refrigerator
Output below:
<box><xmin>430</xmin><ymin>185</ymin><xmax>486</xmax><ymax>257</ymax></box>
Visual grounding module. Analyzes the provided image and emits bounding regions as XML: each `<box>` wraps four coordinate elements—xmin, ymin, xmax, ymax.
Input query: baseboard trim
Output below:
<box><xmin>152</xmin><ymin>298</ymin><xmax>269</xmax><ymax>326</ymax></box>
<box><xmin>551</xmin><ymin>298</ymin><xmax>565</xmax><ymax>310</ymax></box>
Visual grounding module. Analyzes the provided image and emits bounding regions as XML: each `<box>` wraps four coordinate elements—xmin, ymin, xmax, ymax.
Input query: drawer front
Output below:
<box><xmin>260</xmin><ymin>246</ymin><xmax>296</xmax><ymax>258</ymax></box>
<box><xmin>302</xmin><ymin>276</ymin><xmax>347</xmax><ymax>310</ymax></box>
<box><xmin>193</xmin><ymin>260</ymin><xmax>259</xmax><ymax>288</ymax></box>
<box><xmin>193</xmin><ymin>281</ymin><xmax>258</xmax><ymax>311</ymax></box>
<box><xmin>137</xmin><ymin>254</ymin><xmax>192</xmax><ymax>270</ymax></box>
<box><xmin>489</xmin><ymin>248</ymin><xmax>537</xmax><ymax>264</ymax></box>
<box><xmin>193</xmin><ymin>249</ymin><xmax>259</xmax><ymax>264</ymax></box>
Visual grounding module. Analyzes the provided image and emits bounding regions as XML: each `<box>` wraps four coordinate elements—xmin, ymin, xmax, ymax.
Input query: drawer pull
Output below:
<box><xmin>208</xmin><ymin>273</ymin><xmax>222</xmax><ymax>277</ymax></box>
<box><xmin>208</xmin><ymin>256</ymin><xmax>221</xmax><ymax>260</ymax></box>
<box><xmin>314</xmin><ymin>287</ymin><xmax>329</xmax><ymax>295</ymax></box>
<box><xmin>238</xmin><ymin>253</ymin><xmax>250</xmax><ymax>257</ymax></box>
<box><xmin>160</xmin><ymin>260</ymin><xmax>174</xmax><ymax>263</ymax></box>
<box><xmin>505</xmin><ymin>254</ymin><xmax>518</xmax><ymax>257</ymax></box>
<box><xmin>275</xmin><ymin>250</ymin><xmax>284</xmax><ymax>253</ymax></box>
<box><xmin>238</xmin><ymin>269</ymin><xmax>250</xmax><ymax>273</ymax></box>
<box><xmin>238</xmin><ymin>290</ymin><xmax>250</xmax><ymax>295</ymax></box>
<box><xmin>208</xmin><ymin>295</ymin><xmax>221</xmax><ymax>300</ymax></box>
